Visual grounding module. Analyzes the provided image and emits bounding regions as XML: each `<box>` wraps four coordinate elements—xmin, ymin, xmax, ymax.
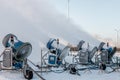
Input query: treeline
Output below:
<box><xmin>117</xmin><ymin>48</ymin><xmax>120</xmax><ymax>51</ymax></box>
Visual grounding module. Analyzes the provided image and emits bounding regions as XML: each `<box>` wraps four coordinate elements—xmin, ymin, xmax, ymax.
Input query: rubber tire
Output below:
<box><xmin>24</xmin><ymin>70</ymin><xmax>33</xmax><ymax>79</ymax></box>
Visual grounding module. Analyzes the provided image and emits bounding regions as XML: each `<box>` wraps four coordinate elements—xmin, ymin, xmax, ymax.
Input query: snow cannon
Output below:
<box><xmin>45</xmin><ymin>38</ymin><xmax>71</xmax><ymax>66</ymax></box>
<box><xmin>2</xmin><ymin>33</ymin><xmax>32</xmax><ymax>61</ymax></box>
<box><xmin>0</xmin><ymin>34</ymin><xmax>34</xmax><ymax>80</ymax></box>
<box><xmin>96</xmin><ymin>42</ymin><xmax>117</xmax><ymax>64</ymax></box>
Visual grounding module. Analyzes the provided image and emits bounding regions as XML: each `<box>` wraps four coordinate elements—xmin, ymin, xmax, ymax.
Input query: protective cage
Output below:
<box><xmin>79</xmin><ymin>50</ymin><xmax>89</xmax><ymax>64</ymax></box>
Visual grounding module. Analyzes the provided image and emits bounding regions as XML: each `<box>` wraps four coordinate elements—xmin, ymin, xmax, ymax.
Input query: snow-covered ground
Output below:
<box><xmin>42</xmin><ymin>70</ymin><xmax>120</xmax><ymax>80</ymax></box>
<box><xmin>0</xmin><ymin>68</ymin><xmax>120</xmax><ymax>80</ymax></box>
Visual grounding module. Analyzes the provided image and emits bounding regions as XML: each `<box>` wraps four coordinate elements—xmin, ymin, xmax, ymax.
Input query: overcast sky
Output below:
<box><xmin>50</xmin><ymin>0</ymin><xmax>120</xmax><ymax>41</ymax></box>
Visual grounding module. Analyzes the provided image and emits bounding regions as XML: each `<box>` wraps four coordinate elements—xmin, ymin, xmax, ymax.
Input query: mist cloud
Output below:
<box><xmin>0</xmin><ymin>0</ymin><xmax>99</xmax><ymax>62</ymax></box>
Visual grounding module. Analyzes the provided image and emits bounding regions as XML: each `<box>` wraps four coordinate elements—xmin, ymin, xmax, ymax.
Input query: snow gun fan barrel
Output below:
<box><xmin>14</xmin><ymin>42</ymin><xmax>32</xmax><ymax>61</ymax></box>
<box><xmin>2</xmin><ymin>34</ymin><xmax>32</xmax><ymax>61</ymax></box>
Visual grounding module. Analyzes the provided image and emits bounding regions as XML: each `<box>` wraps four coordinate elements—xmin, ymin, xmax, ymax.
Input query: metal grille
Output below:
<box><xmin>3</xmin><ymin>49</ymin><xmax>12</xmax><ymax>68</ymax></box>
<box><xmin>79</xmin><ymin>50</ymin><xmax>89</xmax><ymax>64</ymax></box>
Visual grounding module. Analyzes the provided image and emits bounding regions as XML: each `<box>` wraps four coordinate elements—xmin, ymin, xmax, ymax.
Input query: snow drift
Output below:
<box><xmin>0</xmin><ymin>0</ymin><xmax>99</xmax><ymax>62</ymax></box>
